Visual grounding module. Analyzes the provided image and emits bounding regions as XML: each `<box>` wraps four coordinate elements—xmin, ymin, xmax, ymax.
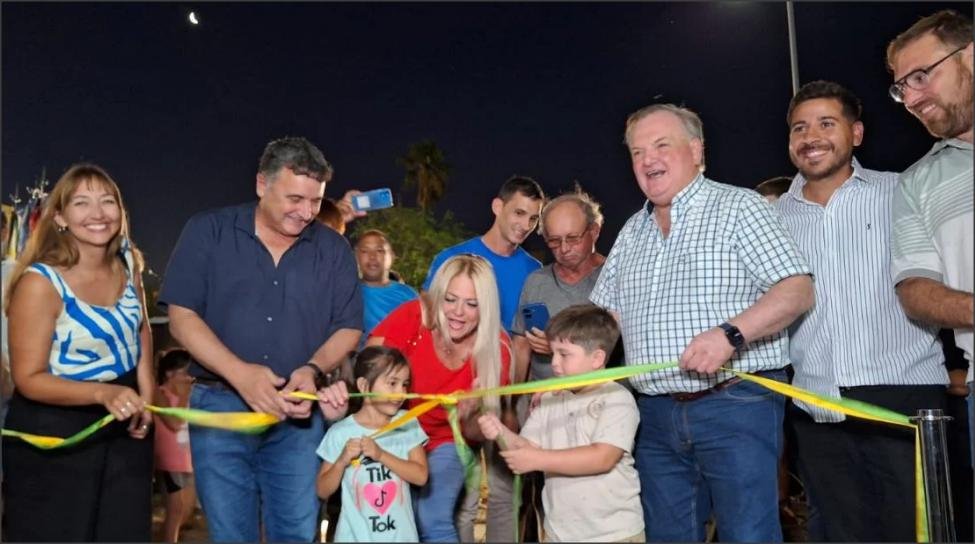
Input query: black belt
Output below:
<box><xmin>652</xmin><ymin>368</ymin><xmax>784</xmax><ymax>402</ymax></box>
<box><xmin>667</xmin><ymin>377</ymin><xmax>743</xmax><ymax>402</ymax></box>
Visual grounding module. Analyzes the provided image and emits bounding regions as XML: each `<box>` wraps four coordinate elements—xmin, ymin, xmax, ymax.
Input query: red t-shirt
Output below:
<box><xmin>371</xmin><ymin>299</ymin><xmax>511</xmax><ymax>451</ymax></box>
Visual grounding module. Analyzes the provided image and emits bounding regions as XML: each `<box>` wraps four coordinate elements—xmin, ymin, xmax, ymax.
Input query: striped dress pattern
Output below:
<box><xmin>27</xmin><ymin>246</ymin><xmax>142</xmax><ymax>382</ymax></box>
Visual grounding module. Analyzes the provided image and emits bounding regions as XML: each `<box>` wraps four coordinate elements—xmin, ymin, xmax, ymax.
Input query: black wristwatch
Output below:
<box><xmin>718</xmin><ymin>322</ymin><xmax>745</xmax><ymax>352</ymax></box>
<box><xmin>303</xmin><ymin>362</ymin><xmax>326</xmax><ymax>388</ymax></box>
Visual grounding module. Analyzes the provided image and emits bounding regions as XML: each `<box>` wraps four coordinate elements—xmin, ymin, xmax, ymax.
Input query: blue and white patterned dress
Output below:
<box><xmin>28</xmin><ymin>246</ymin><xmax>142</xmax><ymax>382</ymax></box>
<box><xmin>2</xmin><ymin>241</ymin><xmax>153</xmax><ymax>541</ymax></box>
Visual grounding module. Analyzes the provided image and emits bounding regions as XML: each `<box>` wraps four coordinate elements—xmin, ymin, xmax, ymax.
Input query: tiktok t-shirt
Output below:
<box><xmin>317</xmin><ymin>411</ymin><xmax>428</xmax><ymax>542</ymax></box>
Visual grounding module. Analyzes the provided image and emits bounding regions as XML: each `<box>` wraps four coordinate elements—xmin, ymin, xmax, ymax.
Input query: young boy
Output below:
<box><xmin>478</xmin><ymin>304</ymin><xmax>643</xmax><ymax>542</ymax></box>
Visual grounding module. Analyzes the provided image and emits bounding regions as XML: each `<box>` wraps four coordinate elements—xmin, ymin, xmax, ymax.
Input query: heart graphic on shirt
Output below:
<box><xmin>363</xmin><ymin>481</ymin><xmax>398</xmax><ymax>516</ymax></box>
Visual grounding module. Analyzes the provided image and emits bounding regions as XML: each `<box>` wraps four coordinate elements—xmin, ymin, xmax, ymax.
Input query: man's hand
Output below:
<box><xmin>281</xmin><ymin>365</ymin><xmax>318</xmax><ymax>419</ymax></box>
<box><xmin>318</xmin><ymin>381</ymin><xmax>351</xmax><ymax>422</ymax></box>
<box><xmin>338</xmin><ymin>190</ymin><xmax>367</xmax><ymax>223</ymax></box>
<box><xmin>525</xmin><ymin>328</ymin><xmax>552</xmax><ymax>355</ymax></box>
<box><xmin>499</xmin><ymin>446</ymin><xmax>542</xmax><ymax>474</ymax></box>
<box><xmin>477</xmin><ymin>413</ymin><xmax>505</xmax><ymax>441</ymax></box>
<box><xmin>227</xmin><ymin>363</ymin><xmax>289</xmax><ymax>419</ymax></box>
<box><xmin>679</xmin><ymin>327</ymin><xmax>736</xmax><ymax>374</ymax></box>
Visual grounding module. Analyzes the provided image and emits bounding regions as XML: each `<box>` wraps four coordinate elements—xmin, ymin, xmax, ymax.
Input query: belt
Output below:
<box><xmin>668</xmin><ymin>376</ymin><xmax>743</xmax><ymax>402</ymax></box>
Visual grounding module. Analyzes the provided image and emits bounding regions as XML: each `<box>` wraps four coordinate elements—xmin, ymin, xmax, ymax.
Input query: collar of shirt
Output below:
<box><xmin>233</xmin><ymin>201</ymin><xmax>317</xmax><ymax>244</ymax></box>
<box><xmin>782</xmin><ymin>157</ymin><xmax>879</xmax><ymax>205</ymax></box>
<box><xmin>641</xmin><ymin>172</ymin><xmax>707</xmax><ymax>224</ymax></box>
<box><xmin>932</xmin><ymin>137</ymin><xmax>974</xmax><ymax>154</ymax></box>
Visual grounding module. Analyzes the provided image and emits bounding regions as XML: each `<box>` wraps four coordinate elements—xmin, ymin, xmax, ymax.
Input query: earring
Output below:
<box><xmin>56</xmin><ymin>224</ymin><xmax>67</xmax><ymax>233</ymax></box>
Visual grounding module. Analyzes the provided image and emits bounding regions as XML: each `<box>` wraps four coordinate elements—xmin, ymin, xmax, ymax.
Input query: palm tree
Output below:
<box><xmin>398</xmin><ymin>140</ymin><xmax>450</xmax><ymax>212</ymax></box>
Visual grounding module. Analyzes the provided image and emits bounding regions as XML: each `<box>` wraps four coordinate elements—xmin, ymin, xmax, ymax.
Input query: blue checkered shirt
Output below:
<box><xmin>590</xmin><ymin>174</ymin><xmax>811</xmax><ymax>395</ymax></box>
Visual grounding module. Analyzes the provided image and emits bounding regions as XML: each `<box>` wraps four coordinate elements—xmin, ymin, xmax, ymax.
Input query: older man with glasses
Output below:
<box><xmin>512</xmin><ymin>189</ymin><xmax>607</xmax><ymax>387</ymax></box>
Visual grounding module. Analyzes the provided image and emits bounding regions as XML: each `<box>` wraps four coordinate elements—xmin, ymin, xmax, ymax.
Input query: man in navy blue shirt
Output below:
<box><xmin>159</xmin><ymin>136</ymin><xmax>362</xmax><ymax>542</ymax></box>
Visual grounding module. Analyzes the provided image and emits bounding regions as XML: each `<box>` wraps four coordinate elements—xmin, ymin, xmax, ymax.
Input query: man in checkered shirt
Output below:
<box><xmin>590</xmin><ymin>103</ymin><xmax>814</xmax><ymax>542</ymax></box>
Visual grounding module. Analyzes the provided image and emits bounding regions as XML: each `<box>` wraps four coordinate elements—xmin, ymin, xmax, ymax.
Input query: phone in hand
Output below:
<box><xmin>520</xmin><ymin>303</ymin><xmax>550</xmax><ymax>333</ymax></box>
<box><xmin>351</xmin><ymin>188</ymin><xmax>394</xmax><ymax>212</ymax></box>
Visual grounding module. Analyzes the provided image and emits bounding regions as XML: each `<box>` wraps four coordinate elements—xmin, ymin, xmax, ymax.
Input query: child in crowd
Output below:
<box><xmin>153</xmin><ymin>348</ymin><xmax>196</xmax><ymax>543</ymax></box>
<box><xmin>316</xmin><ymin>346</ymin><xmax>429</xmax><ymax>542</ymax></box>
<box><xmin>478</xmin><ymin>304</ymin><xmax>644</xmax><ymax>542</ymax></box>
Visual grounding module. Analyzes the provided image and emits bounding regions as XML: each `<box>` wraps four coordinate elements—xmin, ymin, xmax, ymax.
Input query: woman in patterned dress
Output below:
<box><xmin>2</xmin><ymin>163</ymin><xmax>154</xmax><ymax>541</ymax></box>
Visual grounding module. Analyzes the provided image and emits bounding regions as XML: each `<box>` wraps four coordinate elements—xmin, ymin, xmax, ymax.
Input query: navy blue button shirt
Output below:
<box><xmin>159</xmin><ymin>202</ymin><xmax>363</xmax><ymax>380</ymax></box>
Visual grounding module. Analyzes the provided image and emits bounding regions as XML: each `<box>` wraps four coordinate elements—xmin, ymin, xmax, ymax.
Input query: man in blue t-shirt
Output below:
<box><xmin>421</xmin><ymin>174</ymin><xmax>544</xmax><ymax>543</ymax></box>
<box><xmin>422</xmin><ymin>175</ymin><xmax>545</xmax><ymax>334</ymax></box>
<box><xmin>356</xmin><ymin>229</ymin><xmax>417</xmax><ymax>341</ymax></box>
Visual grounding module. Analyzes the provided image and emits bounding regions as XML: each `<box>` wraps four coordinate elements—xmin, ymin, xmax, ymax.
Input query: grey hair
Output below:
<box><xmin>538</xmin><ymin>188</ymin><xmax>604</xmax><ymax>238</ymax></box>
<box><xmin>623</xmin><ymin>103</ymin><xmax>706</xmax><ymax>170</ymax></box>
<box><xmin>258</xmin><ymin>136</ymin><xmax>333</xmax><ymax>183</ymax></box>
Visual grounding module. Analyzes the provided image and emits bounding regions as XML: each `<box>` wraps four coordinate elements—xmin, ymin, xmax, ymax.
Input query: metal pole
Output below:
<box><xmin>786</xmin><ymin>1</ymin><xmax>800</xmax><ymax>96</ymax></box>
<box><xmin>912</xmin><ymin>408</ymin><xmax>956</xmax><ymax>542</ymax></box>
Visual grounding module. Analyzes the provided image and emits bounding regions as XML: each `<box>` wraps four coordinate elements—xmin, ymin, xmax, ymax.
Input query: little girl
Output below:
<box><xmin>153</xmin><ymin>348</ymin><xmax>196</xmax><ymax>543</ymax></box>
<box><xmin>316</xmin><ymin>346</ymin><xmax>429</xmax><ymax>542</ymax></box>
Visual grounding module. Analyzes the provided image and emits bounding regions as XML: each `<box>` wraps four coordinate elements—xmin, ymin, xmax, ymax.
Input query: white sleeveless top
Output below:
<box><xmin>27</xmin><ymin>243</ymin><xmax>142</xmax><ymax>382</ymax></box>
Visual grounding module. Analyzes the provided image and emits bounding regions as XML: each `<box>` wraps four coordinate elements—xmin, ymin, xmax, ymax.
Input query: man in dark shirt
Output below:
<box><xmin>159</xmin><ymin>136</ymin><xmax>362</xmax><ymax>542</ymax></box>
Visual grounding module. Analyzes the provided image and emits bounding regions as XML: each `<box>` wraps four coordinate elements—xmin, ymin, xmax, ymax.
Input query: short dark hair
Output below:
<box><xmin>887</xmin><ymin>10</ymin><xmax>974</xmax><ymax>71</ymax></box>
<box><xmin>498</xmin><ymin>175</ymin><xmax>545</xmax><ymax>203</ymax></box>
<box><xmin>354</xmin><ymin>229</ymin><xmax>392</xmax><ymax>249</ymax></box>
<box><xmin>546</xmin><ymin>304</ymin><xmax>620</xmax><ymax>355</ymax></box>
<box><xmin>258</xmin><ymin>136</ymin><xmax>333</xmax><ymax>183</ymax></box>
<box><xmin>787</xmin><ymin>80</ymin><xmax>862</xmax><ymax>124</ymax></box>
<box><xmin>156</xmin><ymin>348</ymin><xmax>191</xmax><ymax>385</ymax></box>
<box><xmin>755</xmin><ymin>176</ymin><xmax>793</xmax><ymax>198</ymax></box>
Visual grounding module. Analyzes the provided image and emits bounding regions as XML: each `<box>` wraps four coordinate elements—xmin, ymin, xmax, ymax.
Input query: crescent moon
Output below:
<box><xmin>188</xmin><ymin>11</ymin><xmax>199</xmax><ymax>25</ymax></box>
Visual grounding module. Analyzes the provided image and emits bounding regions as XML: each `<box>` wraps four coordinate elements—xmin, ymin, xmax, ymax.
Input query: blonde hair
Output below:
<box><xmin>423</xmin><ymin>254</ymin><xmax>506</xmax><ymax>412</ymax></box>
<box><xmin>4</xmin><ymin>163</ymin><xmax>144</xmax><ymax>313</ymax></box>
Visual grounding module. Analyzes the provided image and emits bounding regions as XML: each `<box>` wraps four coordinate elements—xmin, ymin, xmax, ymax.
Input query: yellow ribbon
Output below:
<box><xmin>2</xmin><ymin>363</ymin><xmax>933</xmax><ymax>541</ymax></box>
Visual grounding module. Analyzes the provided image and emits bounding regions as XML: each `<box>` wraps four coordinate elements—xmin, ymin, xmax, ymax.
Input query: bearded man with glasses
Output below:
<box><xmin>887</xmin><ymin>8</ymin><xmax>974</xmax><ymax>481</ymax></box>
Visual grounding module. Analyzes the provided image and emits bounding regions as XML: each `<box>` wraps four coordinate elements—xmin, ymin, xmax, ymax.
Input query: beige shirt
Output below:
<box><xmin>521</xmin><ymin>381</ymin><xmax>643</xmax><ymax>542</ymax></box>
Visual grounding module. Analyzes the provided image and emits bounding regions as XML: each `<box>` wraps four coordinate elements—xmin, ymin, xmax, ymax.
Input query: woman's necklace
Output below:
<box><xmin>436</xmin><ymin>334</ymin><xmax>471</xmax><ymax>369</ymax></box>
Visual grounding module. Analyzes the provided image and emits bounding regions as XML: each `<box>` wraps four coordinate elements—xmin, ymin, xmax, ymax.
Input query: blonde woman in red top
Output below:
<box><xmin>367</xmin><ymin>254</ymin><xmax>513</xmax><ymax>542</ymax></box>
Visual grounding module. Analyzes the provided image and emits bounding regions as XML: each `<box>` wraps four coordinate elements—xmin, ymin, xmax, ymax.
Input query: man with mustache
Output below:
<box><xmin>421</xmin><ymin>174</ymin><xmax>545</xmax><ymax>543</ymax></box>
<box><xmin>160</xmin><ymin>136</ymin><xmax>363</xmax><ymax>541</ymax></box>
<box><xmin>774</xmin><ymin>80</ymin><xmax>948</xmax><ymax>542</ymax></box>
<box><xmin>887</xmin><ymin>9</ymin><xmax>974</xmax><ymax>468</ymax></box>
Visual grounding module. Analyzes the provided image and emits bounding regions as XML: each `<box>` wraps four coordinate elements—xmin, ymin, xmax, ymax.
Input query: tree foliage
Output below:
<box><xmin>398</xmin><ymin>139</ymin><xmax>450</xmax><ymax>212</ymax></box>
<box><xmin>349</xmin><ymin>206</ymin><xmax>470</xmax><ymax>290</ymax></box>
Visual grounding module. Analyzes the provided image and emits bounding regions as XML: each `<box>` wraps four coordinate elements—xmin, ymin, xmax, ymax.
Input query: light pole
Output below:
<box><xmin>786</xmin><ymin>1</ymin><xmax>800</xmax><ymax>95</ymax></box>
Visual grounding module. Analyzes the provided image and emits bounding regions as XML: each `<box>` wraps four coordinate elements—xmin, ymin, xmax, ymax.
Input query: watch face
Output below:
<box><xmin>721</xmin><ymin>323</ymin><xmax>744</xmax><ymax>349</ymax></box>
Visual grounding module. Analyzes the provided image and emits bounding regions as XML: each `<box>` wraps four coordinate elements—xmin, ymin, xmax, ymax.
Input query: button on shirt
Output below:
<box><xmin>590</xmin><ymin>175</ymin><xmax>811</xmax><ymax>395</ymax></box>
<box><xmin>159</xmin><ymin>202</ymin><xmax>363</xmax><ymax>380</ymax></box>
<box><xmin>776</xmin><ymin>159</ymin><xmax>946</xmax><ymax>422</ymax></box>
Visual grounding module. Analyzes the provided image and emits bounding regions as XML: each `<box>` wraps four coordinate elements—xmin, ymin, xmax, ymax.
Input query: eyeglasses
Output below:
<box><xmin>889</xmin><ymin>44</ymin><xmax>969</xmax><ymax>103</ymax></box>
<box><xmin>544</xmin><ymin>225</ymin><xmax>590</xmax><ymax>249</ymax></box>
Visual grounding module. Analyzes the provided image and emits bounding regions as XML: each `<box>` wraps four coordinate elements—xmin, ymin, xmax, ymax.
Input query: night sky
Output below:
<box><xmin>3</xmin><ymin>2</ymin><xmax>971</xmax><ymax>276</ymax></box>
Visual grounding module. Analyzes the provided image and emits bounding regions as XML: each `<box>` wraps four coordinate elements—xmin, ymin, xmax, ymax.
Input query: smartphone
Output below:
<box><xmin>351</xmin><ymin>188</ymin><xmax>394</xmax><ymax>212</ymax></box>
<box><xmin>520</xmin><ymin>302</ymin><xmax>550</xmax><ymax>332</ymax></box>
